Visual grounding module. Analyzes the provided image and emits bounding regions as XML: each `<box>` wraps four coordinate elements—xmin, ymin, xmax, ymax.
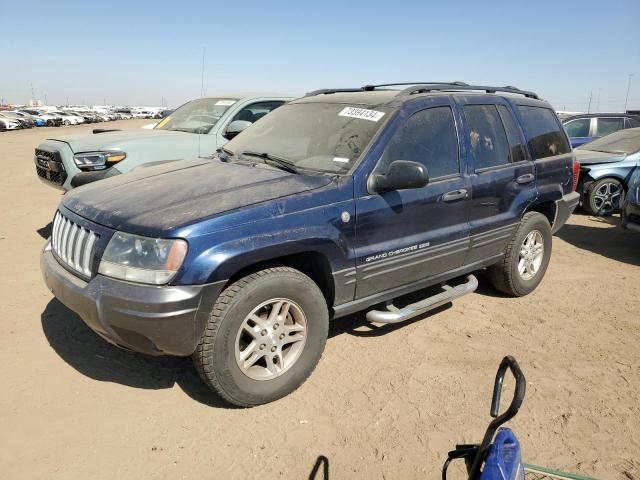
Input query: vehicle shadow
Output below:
<box><xmin>41</xmin><ymin>298</ymin><xmax>234</xmax><ymax>408</ymax></box>
<box><xmin>556</xmin><ymin>219</ymin><xmax>640</xmax><ymax>266</ymax></box>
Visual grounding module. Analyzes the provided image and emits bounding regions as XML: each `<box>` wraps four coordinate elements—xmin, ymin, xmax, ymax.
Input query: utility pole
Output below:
<box><xmin>200</xmin><ymin>46</ymin><xmax>206</xmax><ymax>97</ymax></box>
<box><xmin>45</xmin><ymin>94</ymin><xmax>48</xmax><ymax>106</ymax></box>
<box><xmin>596</xmin><ymin>88</ymin><xmax>601</xmax><ymax>112</ymax></box>
<box><xmin>66</xmin><ymin>96</ymin><xmax>69</xmax><ymax>107</ymax></box>
<box><xmin>30</xmin><ymin>83</ymin><xmax>35</xmax><ymax>104</ymax></box>
<box><xmin>624</xmin><ymin>74</ymin><xmax>634</xmax><ymax>112</ymax></box>
<box><xmin>587</xmin><ymin>91</ymin><xmax>592</xmax><ymax>113</ymax></box>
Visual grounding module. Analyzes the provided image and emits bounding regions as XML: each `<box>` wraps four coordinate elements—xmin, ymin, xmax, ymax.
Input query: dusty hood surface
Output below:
<box><xmin>575</xmin><ymin>149</ymin><xmax>627</xmax><ymax>165</ymax></box>
<box><xmin>62</xmin><ymin>158</ymin><xmax>332</xmax><ymax>234</ymax></box>
<box><xmin>48</xmin><ymin>128</ymin><xmax>195</xmax><ymax>153</ymax></box>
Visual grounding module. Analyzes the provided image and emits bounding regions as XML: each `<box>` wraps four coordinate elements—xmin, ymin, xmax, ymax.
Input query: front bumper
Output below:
<box><xmin>552</xmin><ymin>191</ymin><xmax>580</xmax><ymax>234</ymax></box>
<box><xmin>41</xmin><ymin>246</ymin><xmax>226</xmax><ymax>356</ymax></box>
<box><xmin>622</xmin><ymin>201</ymin><xmax>640</xmax><ymax>233</ymax></box>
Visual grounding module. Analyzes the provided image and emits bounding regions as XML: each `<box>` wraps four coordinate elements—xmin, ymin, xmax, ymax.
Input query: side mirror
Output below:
<box><xmin>224</xmin><ymin>120</ymin><xmax>252</xmax><ymax>140</ymax></box>
<box><xmin>371</xmin><ymin>160</ymin><xmax>429</xmax><ymax>193</ymax></box>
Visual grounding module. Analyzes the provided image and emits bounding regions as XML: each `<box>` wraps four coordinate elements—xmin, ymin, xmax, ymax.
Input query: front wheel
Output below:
<box><xmin>583</xmin><ymin>177</ymin><xmax>625</xmax><ymax>216</ymax></box>
<box><xmin>63</xmin><ymin>120</ymin><xmax>70</xmax><ymax>126</ymax></box>
<box><xmin>487</xmin><ymin>212</ymin><xmax>552</xmax><ymax>297</ymax></box>
<box><xmin>192</xmin><ymin>267</ymin><xmax>329</xmax><ymax>407</ymax></box>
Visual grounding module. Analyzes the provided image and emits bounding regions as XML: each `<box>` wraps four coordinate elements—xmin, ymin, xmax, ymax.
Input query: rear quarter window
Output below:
<box><xmin>517</xmin><ymin>106</ymin><xmax>571</xmax><ymax>159</ymax></box>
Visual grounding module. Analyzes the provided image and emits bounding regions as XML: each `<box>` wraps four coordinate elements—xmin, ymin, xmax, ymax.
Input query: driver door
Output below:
<box><xmin>354</xmin><ymin>102</ymin><xmax>470</xmax><ymax>299</ymax></box>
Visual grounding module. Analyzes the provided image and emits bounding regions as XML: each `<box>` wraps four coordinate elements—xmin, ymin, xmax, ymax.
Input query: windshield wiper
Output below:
<box><xmin>239</xmin><ymin>151</ymin><xmax>300</xmax><ymax>174</ymax></box>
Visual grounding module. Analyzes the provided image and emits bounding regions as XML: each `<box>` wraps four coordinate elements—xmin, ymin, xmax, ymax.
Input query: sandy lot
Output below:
<box><xmin>0</xmin><ymin>120</ymin><xmax>639</xmax><ymax>479</ymax></box>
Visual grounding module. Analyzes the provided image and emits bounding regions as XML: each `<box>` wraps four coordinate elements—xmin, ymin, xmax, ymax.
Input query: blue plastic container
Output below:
<box><xmin>480</xmin><ymin>428</ymin><xmax>525</xmax><ymax>480</ymax></box>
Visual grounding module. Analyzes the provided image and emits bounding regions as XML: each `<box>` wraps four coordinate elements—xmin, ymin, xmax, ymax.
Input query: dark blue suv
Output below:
<box><xmin>41</xmin><ymin>82</ymin><xmax>579</xmax><ymax>406</ymax></box>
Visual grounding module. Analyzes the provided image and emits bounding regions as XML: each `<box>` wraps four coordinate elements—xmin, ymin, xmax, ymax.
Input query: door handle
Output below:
<box><xmin>516</xmin><ymin>173</ymin><xmax>534</xmax><ymax>185</ymax></box>
<box><xmin>442</xmin><ymin>189</ymin><xmax>468</xmax><ymax>202</ymax></box>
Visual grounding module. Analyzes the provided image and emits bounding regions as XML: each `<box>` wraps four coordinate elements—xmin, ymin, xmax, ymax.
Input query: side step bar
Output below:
<box><xmin>365</xmin><ymin>275</ymin><xmax>478</xmax><ymax>324</ymax></box>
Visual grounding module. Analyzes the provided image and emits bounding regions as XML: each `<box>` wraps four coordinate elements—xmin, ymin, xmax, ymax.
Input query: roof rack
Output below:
<box><xmin>398</xmin><ymin>83</ymin><xmax>539</xmax><ymax>99</ymax></box>
<box><xmin>305</xmin><ymin>82</ymin><xmax>539</xmax><ymax>100</ymax></box>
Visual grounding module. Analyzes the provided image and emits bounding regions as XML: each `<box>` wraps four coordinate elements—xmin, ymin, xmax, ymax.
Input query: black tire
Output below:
<box><xmin>583</xmin><ymin>177</ymin><xmax>625</xmax><ymax>216</ymax></box>
<box><xmin>192</xmin><ymin>266</ymin><xmax>328</xmax><ymax>407</ymax></box>
<box><xmin>63</xmin><ymin>120</ymin><xmax>70</xmax><ymax>126</ymax></box>
<box><xmin>487</xmin><ymin>212</ymin><xmax>552</xmax><ymax>297</ymax></box>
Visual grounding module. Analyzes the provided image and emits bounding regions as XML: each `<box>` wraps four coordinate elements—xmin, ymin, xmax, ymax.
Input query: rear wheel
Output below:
<box><xmin>487</xmin><ymin>212</ymin><xmax>552</xmax><ymax>297</ymax></box>
<box><xmin>192</xmin><ymin>266</ymin><xmax>328</xmax><ymax>407</ymax></box>
<box><xmin>584</xmin><ymin>177</ymin><xmax>625</xmax><ymax>216</ymax></box>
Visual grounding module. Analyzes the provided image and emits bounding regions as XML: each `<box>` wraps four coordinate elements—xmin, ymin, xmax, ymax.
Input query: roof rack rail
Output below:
<box><xmin>399</xmin><ymin>83</ymin><xmax>539</xmax><ymax>99</ymax></box>
<box><xmin>305</xmin><ymin>82</ymin><xmax>466</xmax><ymax>97</ymax></box>
<box><xmin>304</xmin><ymin>83</ymin><xmax>539</xmax><ymax>100</ymax></box>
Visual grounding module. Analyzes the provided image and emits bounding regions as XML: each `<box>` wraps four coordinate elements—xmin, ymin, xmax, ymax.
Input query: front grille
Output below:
<box><xmin>51</xmin><ymin>211</ymin><xmax>99</xmax><ymax>277</ymax></box>
<box><xmin>34</xmin><ymin>148</ymin><xmax>67</xmax><ymax>186</ymax></box>
<box><xmin>35</xmin><ymin>149</ymin><xmax>55</xmax><ymax>161</ymax></box>
<box><xmin>36</xmin><ymin>165</ymin><xmax>64</xmax><ymax>185</ymax></box>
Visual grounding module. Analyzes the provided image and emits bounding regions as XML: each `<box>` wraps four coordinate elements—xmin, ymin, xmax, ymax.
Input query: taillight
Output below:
<box><xmin>572</xmin><ymin>158</ymin><xmax>580</xmax><ymax>191</ymax></box>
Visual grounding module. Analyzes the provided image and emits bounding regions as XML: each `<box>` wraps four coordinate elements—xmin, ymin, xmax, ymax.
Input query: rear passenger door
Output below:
<box><xmin>461</xmin><ymin>102</ymin><xmax>536</xmax><ymax>264</ymax></box>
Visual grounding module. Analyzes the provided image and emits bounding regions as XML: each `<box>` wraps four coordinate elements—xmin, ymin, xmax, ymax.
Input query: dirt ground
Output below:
<box><xmin>0</xmin><ymin>119</ymin><xmax>639</xmax><ymax>480</ymax></box>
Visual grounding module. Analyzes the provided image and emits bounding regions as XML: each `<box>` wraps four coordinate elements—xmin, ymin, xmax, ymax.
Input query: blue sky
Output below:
<box><xmin>1</xmin><ymin>0</ymin><xmax>639</xmax><ymax>111</ymax></box>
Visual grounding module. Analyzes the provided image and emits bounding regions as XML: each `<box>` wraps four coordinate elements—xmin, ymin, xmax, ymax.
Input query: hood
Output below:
<box><xmin>62</xmin><ymin>158</ymin><xmax>333</xmax><ymax>234</ymax></box>
<box><xmin>48</xmin><ymin>128</ymin><xmax>195</xmax><ymax>153</ymax></box>
<box><xmin>575</xmin><ymin>149</ymin><xmax>627</xmax><ymax>165</ymax></box>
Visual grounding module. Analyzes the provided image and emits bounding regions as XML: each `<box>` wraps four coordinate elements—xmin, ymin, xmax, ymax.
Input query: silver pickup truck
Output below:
<box><xmin>34</xmin><ymin>94</ymin><xmax>295</xmax><ymax>190</ymax></box>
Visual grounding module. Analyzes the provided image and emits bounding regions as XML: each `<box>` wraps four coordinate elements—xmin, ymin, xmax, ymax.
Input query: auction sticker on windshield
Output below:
<box><xmin>216</xmin><ymin>100</ymin><xmax>236</xmax><ymax>106</ymax></box>
<box><xmin>339</xmin><ymin>106</ymin><xmax>385</xmax><ymax>122</ymax></box>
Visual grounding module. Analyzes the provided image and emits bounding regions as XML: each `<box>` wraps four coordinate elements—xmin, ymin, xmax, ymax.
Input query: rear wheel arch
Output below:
<box><xmin>524</xmin><ymin>200</ymin><xmax>557</xmax><ymax>228</ymax></box>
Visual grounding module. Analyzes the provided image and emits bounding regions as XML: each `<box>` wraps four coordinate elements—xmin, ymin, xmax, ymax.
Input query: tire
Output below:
<box><xmin>487</xmin><ymin>212</ymin><xmax>552</xmax><ymax>297</ymax></box>
<box><xmin>63</xmin><ymin>120</ymin><xmax>70</xmax><ymax>126</ymax></box>
<box><xmin>192</xmin><ymin>266</ymin><xmax>329</xmax><ymax>407</ymax></box>
<box><xmin>583</xmin><ymin>177</ymin><xmax>625</xmax><ymax>216</ymax></box>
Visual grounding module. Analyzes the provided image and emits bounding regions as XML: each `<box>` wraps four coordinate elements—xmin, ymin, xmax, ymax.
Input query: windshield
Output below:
<box><xmin>224</xmin><ymin>102</ymin><xmax>393</xmax><ymax>174</ymax></box>
<box><xmin>155</xmin><ymin>98</ymin><xmax>237</xmax><ymax>134</ymax></box>
<box><xmin>577</xmin><ymin>127</ymin><xmax>640</xmax><ymax>154</ymax></box>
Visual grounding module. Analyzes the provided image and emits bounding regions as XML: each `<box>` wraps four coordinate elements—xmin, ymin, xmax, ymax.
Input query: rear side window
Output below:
<box><xmin>563</xmin><ymin>118</ymin><xmax>591</xmax><ymax>138</ymax></box>
<box><xmin>379</xmin><ymin>106</ymin><xmax>459</xmax><ymax>179</ymax></box>
<box><xmin>517</xmin><ymin>106</ymin><xmax>571</xmax><ymax>159</ymax></box>
<box><xmin>464</xmin><ymin>105</ymin><xmax>511</xmax><ymax>169</ymax></box>
<box><xmin>497</xmin><ymin>105</ymin><xmax>527</xmax><ymax>163</ymax></box>
<box><xmin>596</xmin><ymin>117</ymin><xmax>624</xmax><ymax>137</ymax></box>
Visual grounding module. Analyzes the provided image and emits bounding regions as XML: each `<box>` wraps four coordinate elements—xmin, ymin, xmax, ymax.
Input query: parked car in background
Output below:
<box><xmin>0</xmin><ymin>116</ymin><xmax>22</xmax><ymax>131</ymax></box>
<box><xmin>6</xmin><ymin>110</ymin><xmax>46</xmax><ymax>126</ymax></box>
<box><xmin>621</xmin><ymin>166</ymin><xmax>640</xmax><ymax>232</ymax></box>
<box><xmin>20</xmin><ymin>109</ymin><xmax>63</xmax><ymax>126</ymax></box>
<box><xmin>158</xmin><ymin>109</ymin><xmax>173</xmax><ymax>118</ymax></box>
<box><xmin>575</xmin><ymin>127</ymin><xmax>640</xmax><ymax>216</ymax></box>
<box><xmin>562</xmin><ymin>113</ymin><xmax>640</xmax><ymax>148</ymax></box>
<box><xmin>51</xmin><ymin>111</ymin><xmax>85</xmax><ymax>125</ymax></box>
<box><xmin>34</xmin><ymin>94</ymin><xmax>295</xmax><ymax>190</ymax></box>
<box><xmin>40</xmin><ymin>82</ymin><xmax>579</xmax><ymax>406</ymax></box>
<box><xmin>0</xmin><ymin>111</ymin><xmax>35</xmax><ymax>128</ymax></box>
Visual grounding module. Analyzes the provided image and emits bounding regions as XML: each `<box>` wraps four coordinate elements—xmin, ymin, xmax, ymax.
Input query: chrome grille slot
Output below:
<box><xmin>51</xmin><ymin>211</ymin><xmax>99</xmax><ymax>277</ymax></box>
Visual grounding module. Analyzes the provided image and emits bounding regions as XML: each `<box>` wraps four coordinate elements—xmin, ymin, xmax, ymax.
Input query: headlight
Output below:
<box><xmin>98</xmin><ymin>232</ymin><xmax>188</xmax><ymax>285</ymax></box>
<box><xmin>73</xmin><ymin>151</ymin><xmax>127</xmax><ymax>171</ymax></box>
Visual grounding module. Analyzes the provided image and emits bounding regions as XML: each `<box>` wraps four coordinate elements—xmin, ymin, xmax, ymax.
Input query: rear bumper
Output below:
<box><xmin>552</xmin><ymin>191</ymin><xmax>580</xmax><ymax>234</ymax></box>
<box><xmin>622</xmin><ymin>201</ymin><xmax>640</xmax><ymax>233</ymax></box>
<box><xmin>41</xmin><ymin>245</ymin><xmax>226</xmax><ymax>356</ymax></box>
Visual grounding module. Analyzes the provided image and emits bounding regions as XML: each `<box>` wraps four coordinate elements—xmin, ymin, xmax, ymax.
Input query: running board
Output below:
<box><xmin>365</xmin><ymin>275</ymin><xmax>478</xmax><ymax>324</ymax></box>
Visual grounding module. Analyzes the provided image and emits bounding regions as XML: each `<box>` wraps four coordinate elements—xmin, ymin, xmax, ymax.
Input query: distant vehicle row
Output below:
<box><xmin>0</xmin><ymin>108</ymin><xmax>130</xmax><ymax>131</ymax></box>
